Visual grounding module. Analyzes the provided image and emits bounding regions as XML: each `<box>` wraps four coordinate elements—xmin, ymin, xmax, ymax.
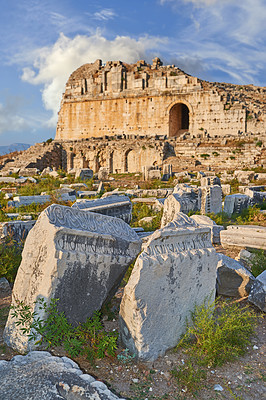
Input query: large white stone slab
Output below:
<box><xmin>4</xmin><ymin>204</ymin><xmax>141</xmax><ymax>353</ymax></box>
<box><xmin>8</xmin><ymin>195</ymin><xmax>51</xmax><ymax>208</ymax></box>
<box><xmin>119</xmin><ymin>213</ymin><xmax>217</xmax><ymax>361</ymax></box>
<box><xmin>220</xmin><ymin>225</ymin><xmax>266</xmax><ymax>250</ymax></box>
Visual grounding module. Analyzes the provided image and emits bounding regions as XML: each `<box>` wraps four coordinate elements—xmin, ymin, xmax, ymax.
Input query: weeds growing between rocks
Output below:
<box><xmin>11</xmin><ymin>298</ymin><xmax>118</xmax><ymax>364</ymax></box>
<box><xmin>171</xmin><ymin>297</ymin><xmax>261</xmax><ymax>394</ymax></box>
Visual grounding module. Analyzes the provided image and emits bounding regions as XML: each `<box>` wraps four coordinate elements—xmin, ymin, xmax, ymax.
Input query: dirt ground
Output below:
<box><xmin>1</xmin><ymin>286</ymin><xmax>265</xmax><ymax>400</ymax></box>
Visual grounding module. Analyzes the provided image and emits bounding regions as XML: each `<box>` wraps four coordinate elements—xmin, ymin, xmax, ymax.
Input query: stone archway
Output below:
<box><xmin>169</xmin><ymin>103</ymin><xmax>190</xmax><ymax>137</ymax></box>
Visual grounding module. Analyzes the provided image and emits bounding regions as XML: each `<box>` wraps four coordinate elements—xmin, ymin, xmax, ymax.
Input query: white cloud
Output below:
<box><xmin>160</xmin><ymin>0</ymin><xmax>230</xmax><ymax>6</ymax></box>
<box><xmin>93</xmin><ymin>9</ymin><xmax>117</xmax><ymax>21</ymax></box>
<box><xmin>0</xmin><ymin>95</ymin><xmax>30</xmax><ymax>135</ymax></box>
<box><xmin>160</xmin><ymin>0</ymin><xmax>266</xmax><ymax>85</ymax></box>
<box><xmin>21</xmin><ymin>32</ymin><xmax>167</xmax><ymax>127</ymax></box>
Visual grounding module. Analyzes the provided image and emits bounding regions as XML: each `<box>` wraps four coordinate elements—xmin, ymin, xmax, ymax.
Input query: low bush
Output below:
<box><xmin>0</xmin><ymin>236</ymin><xmax>23</xmax><ymax>283</ymax></box>
<box><xmin>171</xmin><ymin>298</ymin><xmax>259</xmax><ymax>392</ymax></box>
<box><xmin>130</xmin><ymin>203</ymin><xmax>162</xmax><ymax>231</ymax></box>
<box><xmin>246</xmin><ymin>249</ymin><xmax>266</xmax><ymax>277</ymax></box>
<box><xmin>11</xmin><ymin>298</ymin><xmax>118</xmax><ymax>363</ymax></box>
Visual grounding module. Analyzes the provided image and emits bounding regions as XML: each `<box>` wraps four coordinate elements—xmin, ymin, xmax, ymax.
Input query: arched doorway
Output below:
<box><xmin>169</xmin><ymin>103</ymin><xmax>189</xmax><ymax>137</ymax></box>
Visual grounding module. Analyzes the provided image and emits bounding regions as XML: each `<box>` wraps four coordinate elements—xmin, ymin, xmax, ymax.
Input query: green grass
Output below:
<box><xmin>245</xmin><ymin>249</ymin><xmax>266</xmax><ymax>277</ymax></box>
<box><xmin>171</xmin><ymin>297</ymin><xmax>260</xmax><ymax>393</ymax></box>
<box><xmin>130</xmin><ymin>203</ymin><xmax>163</xmax><ymax>231</ymax></box>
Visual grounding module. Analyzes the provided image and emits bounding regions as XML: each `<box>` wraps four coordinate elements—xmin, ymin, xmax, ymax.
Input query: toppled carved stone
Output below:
<box><xmin>75</xmin><ymin>168</ymin><xmax>93</xmax><ymax>181</ymax></box>
<box><xmin>248</xmin><ymin>271</ymin><xmax>266</xmax><ymax>312</ymax></box>
<box><xmin>234</xmin><ymin>170</ymin><xmax>255</xmax><ymax>184</ymax></box>
<box><xmin>200</xmin><ymin>185</ymin><xmax>222</xmax><ymax>214</ymax></box>
<box><xmin>119</xmin><ymin>213</ymin><xmax>217</xmax><ymax>361</ymax></box>
<box><xmin>0</xmin><ymin>220</ymin><xmax>36</xmax><ymax>242</ymax></box>
<box><xmin>216</xmin><ymin>254</ymin><xmax>255</xmax><ymax>297</ymax></box>
<box><xmin>223</xmin><ymin>194</ymin><xmax>250</xmax><ymax>216</ymax></box>
<box><xmin>201</xmin><ymin>176</ymin><xmax>221</xmax><ymax>186</ymax></box>
<box><xmin>190</xmin><ymin>214</ymin><xmax>224</xmax><ymax>245</ymax></box>
<box><xmin>97</xmin><ymin>167</ymin><xmax>109</xmax><ymax>181</ymax></box>
<box><xmin>220</xmin><ymin>225</ymin><xmax>266</xmax><ymax>250</ymax></box>
<box><xmin>0</xmin><ymin>351</ymin><xmax>123</xmax><ymax>400</ymax></box>
<box><xmin>4</xmin><ymin>204</ymin><xmax>141</xmax><ymax>353</ymax></box>
<box><xmin>72</xmin><ymin>195</ymin><xmax>132</xmax><ymax>224</ymax></box>
<box><xmin>8</xmin><ymin>195</ymin><xmax>51</xmax><ymax>208</ymax></box>
<box><xmin>143</xmin><ymin>166</ymin><xmax>161</xmax><ymax>181</ymax></box>
<box><xmin>161</xmin><ymin>186</ymin><xmax>200</xmax><ymax>227</ymax></box>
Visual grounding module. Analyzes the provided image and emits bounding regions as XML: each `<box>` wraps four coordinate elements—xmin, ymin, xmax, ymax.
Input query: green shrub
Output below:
<box><xmin>130</xmin><ymin>203</ymin><xmax>162</xmax><ymax>231</ymax></box>
<box><xmin>200</xmin><ymin>153</ymin><xmax>210</xmax><ymax>159</ymax></box>
<box><xmin>247</xmin><ymin>249</ymin><xmax>266</xmax><ymax>277</ymax></box>
<box><xmin>256</xmin><ymin>140</ymin><xmax>263</xmax><ymax>147</ymax></box>
<box><xmin>0</xmin><ymin>236</ymin><xmax>23</xmax><ymax>282</ymax></box>
<box><xmin>176</xmin><ymin>298</ymin><xmax>258</xmax><ymax>368</ymax></box>
<box><xmin>11</xmin><ymin>298</ymin><xmax>118</xmax><ymax>363</ymax></box>
<box><xmin>171</xmin><ymin>298</ymin><xmax>259</xmax><ymax>393</ymax></box>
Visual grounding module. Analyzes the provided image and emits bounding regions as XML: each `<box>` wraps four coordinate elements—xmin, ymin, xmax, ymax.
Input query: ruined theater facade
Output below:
<box><xmin>56</xmin><ymin>58</ymin><xmax>251</xmax><ymax>142</ymax></box>
<box><xmin>53</xmin><ymin>58</ymin><xmax>266</xmax><ymax>173</ymax></box>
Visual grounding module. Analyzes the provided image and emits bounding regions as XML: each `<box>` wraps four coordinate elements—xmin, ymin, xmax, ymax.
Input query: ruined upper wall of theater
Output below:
<box><xmin>55</xmin><ymin>58</ymin><xmax>266</xmax><ymax>140</ymax></box>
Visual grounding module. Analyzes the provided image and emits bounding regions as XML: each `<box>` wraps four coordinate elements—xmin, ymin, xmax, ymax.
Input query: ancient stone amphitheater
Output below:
<box><xmin>1</xmin><ymin>58</ymin><xmax>265</xmax><ymax>174</ymax></box>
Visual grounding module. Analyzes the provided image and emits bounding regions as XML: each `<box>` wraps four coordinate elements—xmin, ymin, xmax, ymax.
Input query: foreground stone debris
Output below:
<box><xmin>216</xmin><ymin>254</ymin><xmax>255</xmax><ymax>297</ymax></box>
<box><xmin>220</xmin><ymin>225</ymin><xmax>266</xmax><ymax>250</ymax></box>
<box><xmin>4</xmin><ymin>204</ymin><xmax>141</xmax><ymax>353</ymax></box>
<box><xmin>248</xmin><ymin>271</ymin><xmax>266</xmax><ymax>312</ymax></box>
<box><xmin>119</xmin><ymin>213</ymin><xmax>218</xmax><ymax>361</ymax></box>
<box><xmin>0</xmin><ymin>351</ymin><xmax>124</xmax><ymax>400</ymax></box>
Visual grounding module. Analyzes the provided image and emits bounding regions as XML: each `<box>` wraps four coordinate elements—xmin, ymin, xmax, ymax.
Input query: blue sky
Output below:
<box><xmin>0</xmin><ymin>0</ymin><xmax>265</xmax><ymax>146</ymax></box>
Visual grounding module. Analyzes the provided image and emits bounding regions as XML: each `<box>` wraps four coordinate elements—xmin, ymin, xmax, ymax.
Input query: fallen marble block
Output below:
<box><xmin>248</xmin><ymin>270</ymin><xmax>266</xmax><ymax>312</ymax></box>
<box><xmin>0</xmin><ymin>220</ymin><xmax>36</xmax><ymax>242</ymax></box>
<box><xmin>4</xmin><ymin>204</ymin><xmax>141</xmax><ymax>353</ymax></box>
<box><xmin>200</xmin><ymin>185</ymin><xmax>222</xmax><ymax>214</ymax></box>
<box><xmin>216</xmin><ymin>254</ymin><xmax>255</xmax><ymax>297</ymax></box>
<box><xmin>75</xmin><ymin>168</ymin><xmax>93</xmax><ymax>180</ymax></box>
<box><xmin>0</xmin><ymin>351</ymin><xmax>123</xmax><ymax>400</ymax></box>
<box><xmin>220</xmin><ymin>225</ymin><xmax>266</xmax><ymax>250</ymax></box>
<box><xmin>8</xmin><ymin>195</ymin><xmax>51</xmax><ymax>208</ymax></box>
<box><xmin>72</xmin><ymin>195</ymin><xmax>132</xmax><ymax>224</ymax></box>
<box><xmin>160</xmin><ymin>190</ymin><xmax>200</xmax><ymax>227</ymax></box>
<box><xmin>190</xmin><ymin>214</ymin><xmax>224</xmax><ymax>244</ymax></box>
<box><xmin>119</xmin><ymin>212</ymin><xmax>217</xmax><ymax>361</ymax></box>
<box><xmin>223</xmin><ymin>194</ymin><xmax>250</xmax><ymax>216</ymax></box>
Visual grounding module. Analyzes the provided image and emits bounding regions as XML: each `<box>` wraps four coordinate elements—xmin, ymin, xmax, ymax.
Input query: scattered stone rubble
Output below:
<box><xmin>0</xmin><ymin>351</ymin><xmax>124</xmax><ymax>400</ymax></box>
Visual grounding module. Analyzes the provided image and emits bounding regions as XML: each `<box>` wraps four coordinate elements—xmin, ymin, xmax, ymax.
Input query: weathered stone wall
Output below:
<box><xmin>56</xmin><ymin>58</ymin><xmax>265</xmax><ymax>141</ymax></box>
<box><xmin>1</xmin><ymin>134</ymin><xmax>265</xmax><ymax>175</ymax></box>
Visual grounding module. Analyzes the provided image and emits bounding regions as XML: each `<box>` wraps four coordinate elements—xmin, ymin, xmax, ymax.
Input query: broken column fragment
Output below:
<box><xmin>119</xmin><ymin>213</ymin><xmax>218</xmax><ymax>361</ymax></box>
<box><xmin>4</xmin><ymin>204</ymin><xmax>141</xmax><ymax>353</ymax></box>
